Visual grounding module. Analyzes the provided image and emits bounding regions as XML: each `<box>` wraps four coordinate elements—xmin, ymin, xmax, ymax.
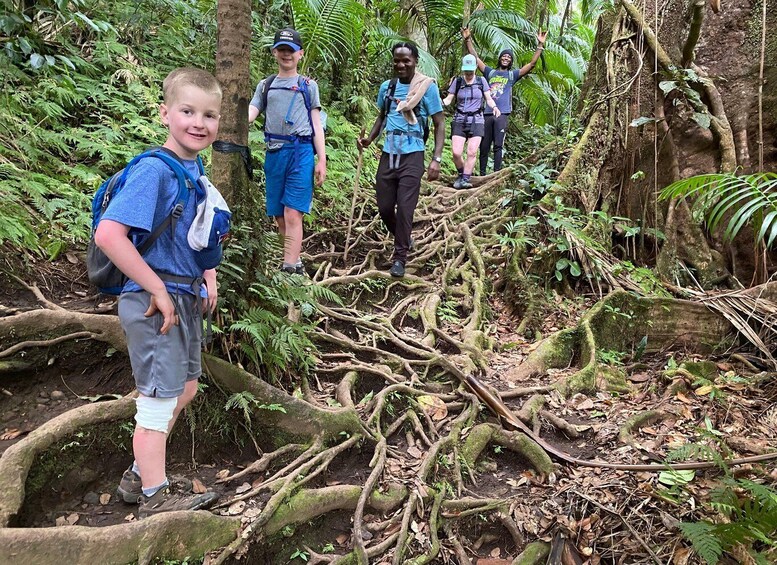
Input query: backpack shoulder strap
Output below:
<box><xmin>261</xmin><ymin>74</ymin><xmax>278</xmax><ymax>110</ymax></box>
<box><xmin>382</xmin><ymin>78</ymin><xmax>398</xmax><ymax>117</ymax></box>
<box><xmin>132</xmin><ymin>149</ymin><xmax>197</xmax><ymax>255</ymax></box>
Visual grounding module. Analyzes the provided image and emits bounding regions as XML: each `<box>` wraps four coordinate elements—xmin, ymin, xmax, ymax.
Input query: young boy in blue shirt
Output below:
<box><xmin>95</xmin><ymin>67</ymin><xmax>221</xmax><ymax>517</ymax></box>
<box><xmin>249</xmin><ymin>28</ymin><xmax>327</xmax><ymax>275</ymax></box>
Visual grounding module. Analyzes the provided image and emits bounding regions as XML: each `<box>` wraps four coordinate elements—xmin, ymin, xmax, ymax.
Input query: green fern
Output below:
<box><xmin>679</xmin><ymin>521</ymin><xmax>724</xmax><ymax>564</ymax></box>
<box><xmin>680</xmin><ymin>478</ymin><xmax>777</xmax><ymax>564</ymax></box>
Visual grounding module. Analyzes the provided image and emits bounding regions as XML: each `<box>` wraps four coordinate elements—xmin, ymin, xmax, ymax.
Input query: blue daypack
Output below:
<box><xmin>86</xmin><ymin>147</ymin><xmax>211</xmax><ymax>295</ymax></box>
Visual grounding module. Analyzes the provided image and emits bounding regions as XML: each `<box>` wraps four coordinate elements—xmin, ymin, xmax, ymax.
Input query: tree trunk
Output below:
<box><xmin>561</xmin><ymin>0</ymin><xmax>777</xmax><ymax>285</ymax></box>
<box><xmin>212</xmin><ymin>0</ymin><xmax>254</xmax><ymax>219</ymax></box>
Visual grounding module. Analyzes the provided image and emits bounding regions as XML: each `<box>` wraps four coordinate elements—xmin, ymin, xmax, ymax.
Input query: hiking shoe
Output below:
<box><xmin>117</xmin><ymin>467</ymin><xmax>142</xmax><ymax>504</ymax></box>
<box><xmin>389</xmin><ymin>261</ymin><xmax>405</xmax><ymax>278</ymax></box>
<box><xmin>452</xmin><ymin>177</ymin><xmax>464</xmax><ymax>189</ymax></box>
<box><xmin>294</xmin><ymin>263</ymin><xmax>306</xmax><ymax>276</ymax></box>
<box><xmin>460</xmin><ymin>178</ymin><xmax>473</xmax><ymax>189</ymax></box>
<box><xmin>138</xmin><ymin>487</ymin><xmax>219</xmax><ymax>519</ymax></box>
<box><xmin>280</xmin><ymin>265</ymin><xmax>296</xmax><ymax>275</ymax></box>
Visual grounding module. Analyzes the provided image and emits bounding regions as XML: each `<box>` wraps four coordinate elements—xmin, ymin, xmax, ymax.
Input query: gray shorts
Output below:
<box><xmin>452</xmin><ymin>120</ymin><xmax>485</xmax><ymax>139</ymax></box>
<box><xmin>118</xmin><ymin>291</ymin><xmax>202</xmax><ymax>398</ymax></box>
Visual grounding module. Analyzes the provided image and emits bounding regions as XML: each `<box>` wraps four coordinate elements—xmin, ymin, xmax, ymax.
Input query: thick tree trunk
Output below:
<box><xmin>564</xmin><ymin>0</ymin><xmax>777</xmax><ymax>285</ymax></box>
<box><xmin>212</xmin><ymin>0</ymin><xmax>255</xmax><ymax>220</ymax></box>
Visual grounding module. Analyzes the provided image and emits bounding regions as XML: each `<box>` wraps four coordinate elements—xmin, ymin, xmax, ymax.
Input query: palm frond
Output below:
<box><xmin>660</xmin><ymin>172</ymin><xmax>777</xmax><ymax>248</ymax></box>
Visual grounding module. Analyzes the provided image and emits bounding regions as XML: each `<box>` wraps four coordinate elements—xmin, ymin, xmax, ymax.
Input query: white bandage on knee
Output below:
<box><xmin>135</xmin><ymin>396</ymin><xmax>178</xmax><ymax>433</ymax></box>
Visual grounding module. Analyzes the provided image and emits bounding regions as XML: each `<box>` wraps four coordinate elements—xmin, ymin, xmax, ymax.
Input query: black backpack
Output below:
<box><xmin>381</xmin><ymin>77</ymin><xmax>430</xmax><ymax>142</ymax></box>
<box><xmin>450</xmin><ymin>76</ymin><xmax>486</xmax><ymax>114</ymax></box>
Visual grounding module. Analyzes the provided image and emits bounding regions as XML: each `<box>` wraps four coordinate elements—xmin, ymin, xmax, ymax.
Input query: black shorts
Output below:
<box><xmin>451</xmin><ymin>120</ymin><xmax>485</xmax><ymax>139</ymax></box>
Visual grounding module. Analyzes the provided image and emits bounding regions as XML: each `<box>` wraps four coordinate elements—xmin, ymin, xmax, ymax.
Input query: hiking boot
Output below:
<box><xmin>117</xmin><ymin>467</ymin><xmax>142</xmax><ymax>504</ymax></box>
<box><xmin>452</xmin><ymin>176</ymin><xmax>464</xmax><ymax>189</ymax></box>
<box><xmin>460</xmin><ymin>178</ymin><xmax>473</xmax><ymax>189</ymax></box>
<box><xmin>389</xmin><ymin>260</ymin><xmax>405</xmax><ymax>278</ymax></box>
<box><xmin>280</xmin><ymin>265</ymin><xmax>296</xmax><ymax>275</ymax></box>
<box><xmin>138</xmin><ymin>486</ymin><xmax>219</xmax><ymax>519</ymax></box>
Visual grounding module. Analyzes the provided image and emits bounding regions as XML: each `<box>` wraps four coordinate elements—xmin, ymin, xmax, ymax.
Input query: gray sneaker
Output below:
<box><xmin>138</xmin><ymin>486</ymin><xmax>219</xmax><ymax>519</ymax></box>
<box><xmin>460</xmin><ymin>178</ymin><xmax>473</xmax><ymax>189</ymax></box>
<box><xmin>452</xmin><ymin>176</ymin><xmax>463</xmax><ymax>189</ymax></box>
<box><xmin>117</xmin><ymin>467</ymin><xmax>142</xmax><ymax>504</ymax></box>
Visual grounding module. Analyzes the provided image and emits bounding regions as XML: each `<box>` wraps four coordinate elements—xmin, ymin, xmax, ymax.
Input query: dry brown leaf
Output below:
<box><xmin>672</xmin><ymin>547</ymin><xmax>691</xmax><ymax>565</ymax></box>
<box><xmin>694</xmin><ymin>385</ymin><xmax>713</xmax><ymax>396</ymax></box>
<box><xmin>227</xmin><ymin>501</ymin><xmax>246</xmax><ymax>515</ymax></box>
<box><xmin>675</xmin><ymin>392</ymin><xmax>694</xmax><ymax>404</ymax></box>
<box><xmin>407</xmin><ymin>445</ymin><xmax>423</xmax><ymax>459</ymax></box>
<box><xmin>55</xmin><ymin>516</ymin><xmax>68</xmax><ymax>527</ymax></box>
<box><xmin>235</xmin><ymin>482</ymin><xmax>251</xmax><ymax>494</ymax></box>
<box><xmin>336</xmin><ymin>533</ymin><xmax>349</xmax><ymax>545</ymax></box>
<box><xmin>66</xmin><ymin>513</ymin><xmax>79</xmax><ymax>525</ymax></box>
<box><xmin>490</xmin><ymin>546</ymin><xmax>501</xmax><ymax>557</ymax></box>
<box><xmin>417</xmin><ymin>395</ymin><xmax>448</xmax><ymax>421</ymax></box>
<box><xmin>0</xmin><ymin>429</ymin><xmax>23</xmax><ymax>441</ymax></box>
<box><xmin>628</xmin><ymin>372</ymin><xmax>651</xmax><ymax>383</ymax></box>
<box><xmin>99</xmin><ymin>493</ymin><xmax>111</xmax><ymax>505</ymax></box>
<box><xmin>124</xmin><ymin>513</ymin><xmax>136</xmax><ymax>522</ymax></box>
<box><xmin>192</xmin><ymin>478</ymin><xmax>207</xmax><ymax>494</ymax></box>
<box><xmin>215</xmin><ymin>469</ymin><xmax>230</xmax><ymax>480</ymax></box>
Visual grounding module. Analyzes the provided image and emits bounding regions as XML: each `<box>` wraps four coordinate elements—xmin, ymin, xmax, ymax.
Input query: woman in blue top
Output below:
<box><xmin>442</xmin><ymin>54</ymin><xmax>500</xmax><ymax>189</ymax></box>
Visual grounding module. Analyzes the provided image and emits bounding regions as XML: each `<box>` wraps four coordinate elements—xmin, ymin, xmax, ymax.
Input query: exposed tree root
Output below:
<box><xmin>0</xmin><ymin>512</ymin><xmax>240</xmax><ymax>565</ymax></box>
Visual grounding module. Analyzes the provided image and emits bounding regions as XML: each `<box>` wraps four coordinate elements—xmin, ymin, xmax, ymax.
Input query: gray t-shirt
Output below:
<box><xmin>250</xmin><ymin>75</ymin><xmax>321</xmax><ymax>150</ymax></box>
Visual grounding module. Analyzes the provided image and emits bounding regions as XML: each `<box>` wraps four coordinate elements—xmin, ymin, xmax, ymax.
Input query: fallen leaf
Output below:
<box><xmin>694</xmin><ymin>385</ymin><xmax>713</xmax><ymax>396</ymax></box>
<box><xmin>55</xmin><ymin>516</ymin><xmax>68</xmax><ymax>526</ymax></box>
<box><xmin>65</xmin><ymin>252</ymin><xmax>79</xmax><ymax>264</ymax></box>
<box><xmin>490</xmin><ymin>546</ymin><xmax>501</xmax><ymax>557</ymax></box>
<box><xmin>99</xmin><ymin>493</ymin><xmax>111</xmax><ymax>505</ymax></box>
<box><xmin>672</xmin><ymin>547</ymin><xmax>691</xmax><ymax>565</ymax></box>
<box><xmin>575</xmin><ymin>398</ymin><xmax>595</xmax><ymax>410</ymax></box>
<box><xmin>215</xmin><ymin>469</ymin><xmax>230</xmax><ymax>480</ymax></box>
<box><xmin>675</xmin><ymin>392</ymin><xmax>694</xmax><ymax>404</ymax></box>
<box><xmin>628</xmin><ymin>372</ymin><xmax>651</xmax><ymax>383</ymax></box>
<box><xmin>407</xmin><ymin>445</ymin><xmax>423</xmax><ymax>459</ymax></box>
<box><xmin>336</xmin><ymin>533</ymin><xmax>349</xmax><ymax>545</ymax></box>
<box><xmin>66</xmin><ymin>513</ymin><xmax>79</xmax><ymax>525</ymax></box>
<box><xmin>227</xmin><ymin>501</ymin><xmax>246</xmax><ymax>515</ymax></box>
<box><xmin>235</xmin><ymin>482</ymin><xmax>251</xmax><ymax>494</ymax></box>
<box><xmin>417</xmin><ymin>395</ymin><xmax>448</xmax><ymax>421</ymax></box>
<box><xmin>124</xmin><ymin>513</ymin><xmax>136</xmax><ymax>522</ymax></box>
<box><xmin>192</xmin><ymin>478</ymin><xmax>207</xmax><ymax>494</ymax></box>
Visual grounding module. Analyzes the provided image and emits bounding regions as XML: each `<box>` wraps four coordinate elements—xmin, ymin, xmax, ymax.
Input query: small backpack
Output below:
<box><xmin>382</xmin><ymin>77</ymin><xmax>430</xmax><ymax>142</ymax></box>
<box><xmin>260</xmin><ymin>74</ymin><xmax>327</xmax><ymax>139</ymax></box>
<box><xmin>451</xmin><ymin>76</ymin><xmax>486</xmax><ymax>115</ymax></box>
<box><xmin>86</xmin><ymin>148</ymin><xmax>230</xmax><ymax>295</ymax></box>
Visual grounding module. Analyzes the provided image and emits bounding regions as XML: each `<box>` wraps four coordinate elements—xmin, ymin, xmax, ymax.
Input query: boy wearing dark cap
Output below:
<box><xmin>463</xmin><ymin>28</ymin><xmax>547</xmax><ymax>176</ymax></box>
<box><xmin>249</xmin><ymin>28</ymin><xmax>327</xmax><ymax>275</ymax></box>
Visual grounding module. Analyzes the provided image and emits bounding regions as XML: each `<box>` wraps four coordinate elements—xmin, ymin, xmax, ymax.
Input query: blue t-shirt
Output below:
<box><xmin>377</xmin><ymin>79</ymin><xmax>443</xmax><ymax>155</ymax></box>
<box><xmin>101</xmin><ymin>157</ymin><xmax>205</xmax><ymax>296</ymax></box>
<box><xmin>483</xmin><ymin>66</ymin><xmax>521</xmax><ymax>115</ymax></box>
<box><xmin>449</xmin><ymin>76</ymin><xmax>490</xmax><ymax>125</ymax></box>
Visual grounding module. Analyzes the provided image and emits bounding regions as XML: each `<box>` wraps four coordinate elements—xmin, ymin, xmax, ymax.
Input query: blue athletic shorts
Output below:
<box><xmin>264</xmin><ymin>142</ymin><xmax>314</xmax><ymax>216</ymax></box>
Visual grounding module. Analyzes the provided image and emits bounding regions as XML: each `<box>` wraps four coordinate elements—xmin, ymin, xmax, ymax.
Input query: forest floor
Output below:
<box><xmin>0</xmin><ymin>172</ymin><xmax>776</xmax><ymax>564</ymax></box>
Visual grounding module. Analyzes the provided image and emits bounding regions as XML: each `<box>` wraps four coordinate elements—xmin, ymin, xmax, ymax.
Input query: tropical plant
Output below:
<box><xmin>679</xmin><ymin>478</ymin><xmax>777</xmax><ymax>564</ymax></box>
<box><xmin>659</xmin><ymin>172</ymin><xmax>777</xmax><ymax>248</ymax></box>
